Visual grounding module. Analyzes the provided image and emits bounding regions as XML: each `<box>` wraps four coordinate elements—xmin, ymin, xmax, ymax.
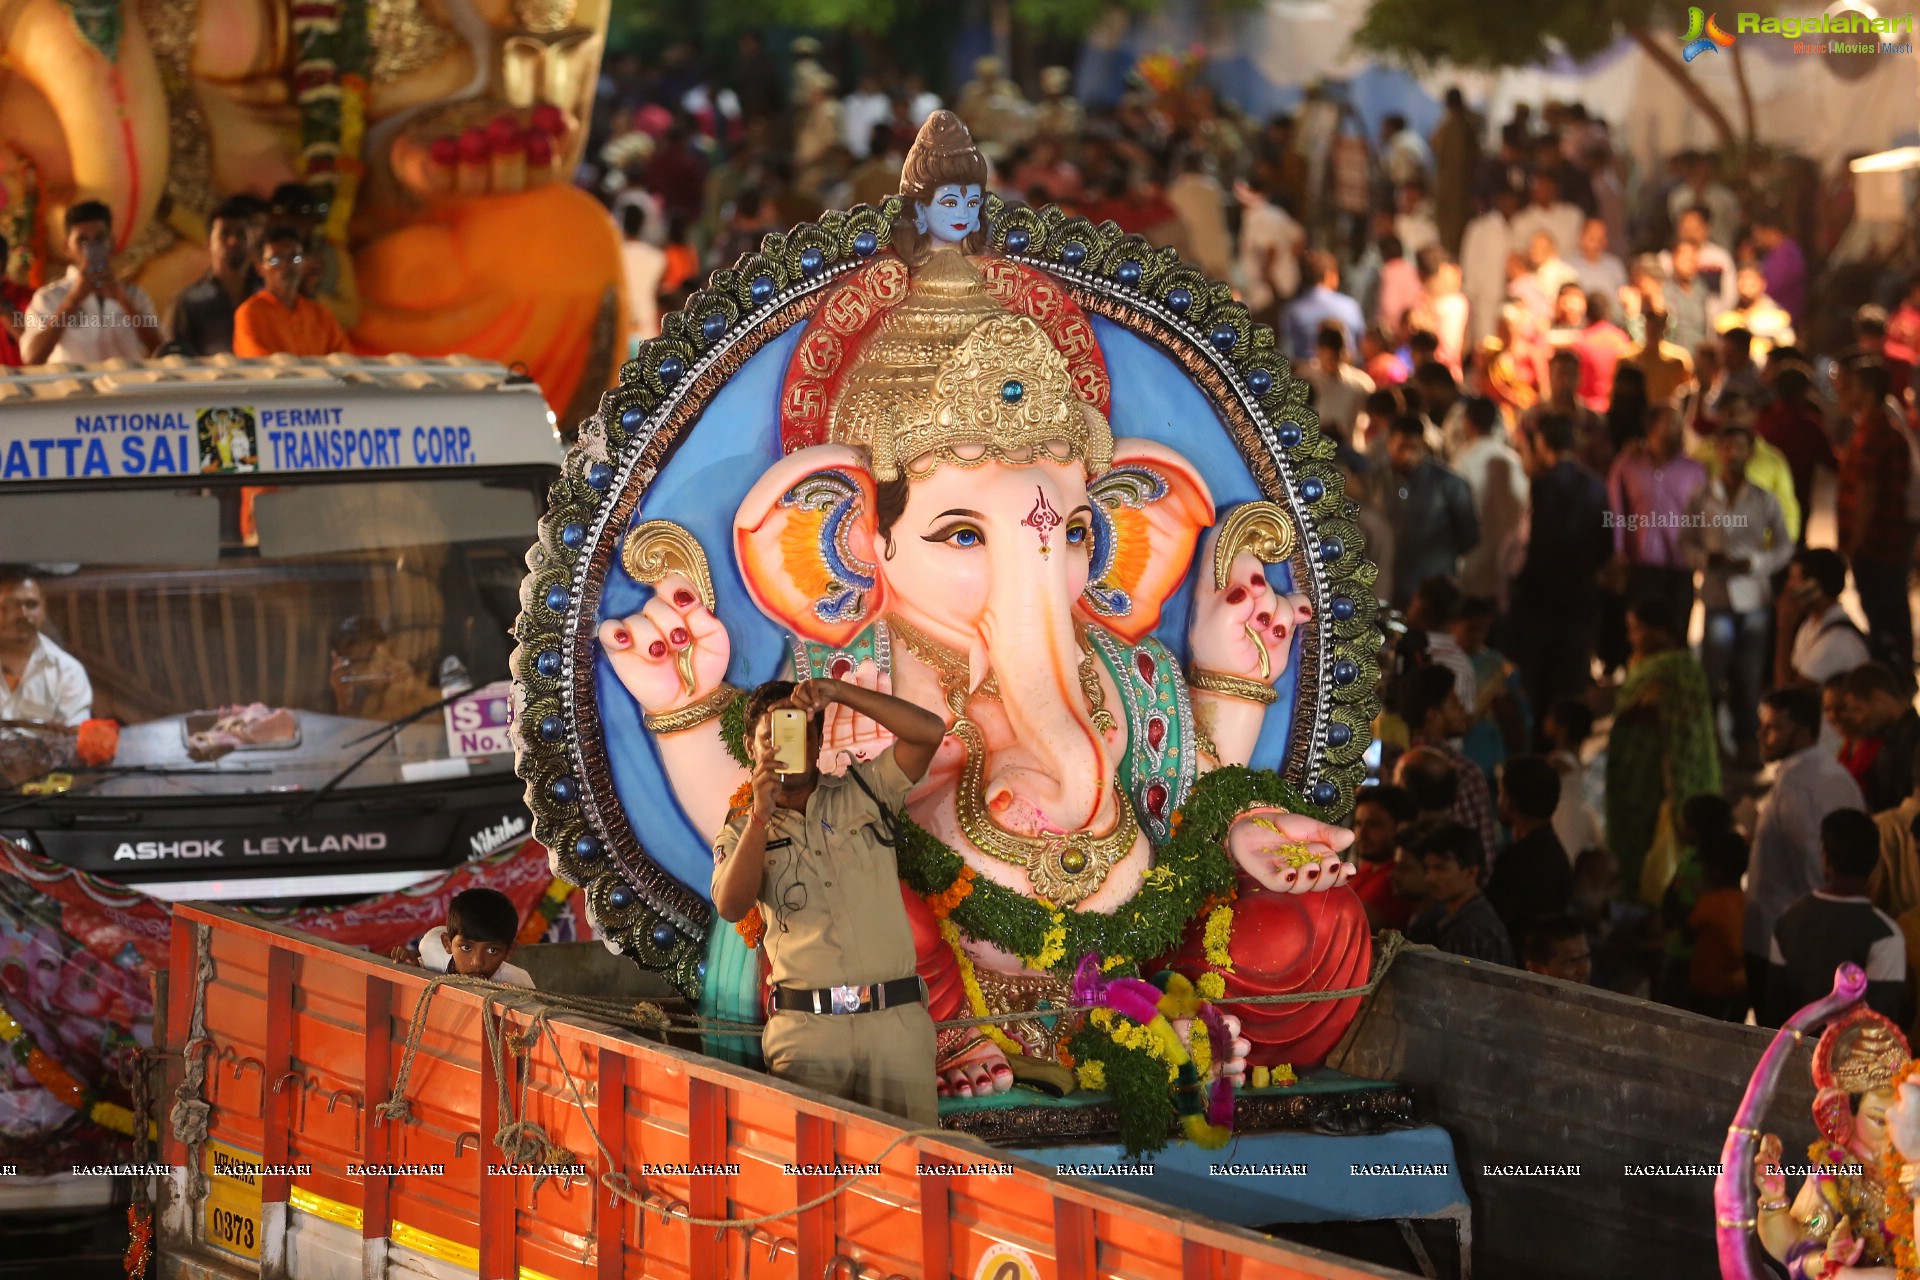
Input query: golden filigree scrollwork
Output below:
<box><xmin>1212</xmin><ymin>501</ymin><xmax>1299</xmax><ymax>592</ymax></box>
<box><xmin>370</xmin><ymin>0</ymin><xmax>460</xmax><ymax>82</ymax></box>
<box><xmin>511</xmin><ymin>0</ymin><xmax>577</xmax><ymax>34</ymax></box>
<box><xmin>622</xmin><ymin>519</ymin><xmax>717</xmax><ymax>612</ymax></box>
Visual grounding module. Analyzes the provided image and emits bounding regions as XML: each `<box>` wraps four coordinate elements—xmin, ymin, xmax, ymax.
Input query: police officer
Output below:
<box><xmin>712</xmin><ymin>678</ymin><xmax>947</xmax><ymax>1124</ymax></box>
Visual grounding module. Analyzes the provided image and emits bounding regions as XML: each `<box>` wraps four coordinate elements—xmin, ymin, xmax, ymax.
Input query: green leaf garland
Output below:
<box><xmin>894</xmin><ymin>765</ymin><xmax>1320</xmax><ymax>977</ymax></box>
<box><xmin>1067</xmin><ymin>1024</ymin><xmax>1172</xmax><ymax>1159</ymax></box>
<box><xmin>719</xmin><ymin>689</ymin><xmax>753</xmax><ymax>768</ymax></box>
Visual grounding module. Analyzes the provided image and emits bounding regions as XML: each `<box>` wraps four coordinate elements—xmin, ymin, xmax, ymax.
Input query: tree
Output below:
<box><xmin>1351</xmin><ymin>0</ymin><xmax>1742</xmax><ymax>153</ymax></box>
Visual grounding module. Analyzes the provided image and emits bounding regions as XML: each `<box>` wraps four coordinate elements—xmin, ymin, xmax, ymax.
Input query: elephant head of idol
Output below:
<box><xmin>734</xmin><ymin>251</ymin><xmax>1214</xmax><ymax>906</ymax></box>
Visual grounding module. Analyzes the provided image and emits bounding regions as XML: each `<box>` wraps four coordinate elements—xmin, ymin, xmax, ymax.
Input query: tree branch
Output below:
<box><xmin>1626</xmin><ymin>25</ymin><xmax>1736</xmax><ymax>154</ymax></box>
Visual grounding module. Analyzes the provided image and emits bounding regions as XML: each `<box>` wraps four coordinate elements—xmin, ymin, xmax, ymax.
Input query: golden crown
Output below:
<box><xmin>828</xmin><ymin>251</ymin><xmax>1112</xmax><ymax>481</ymax></box>
<box><xmin>1813</xmin><ymin>1007</ymin><xmax>1911</xmax><ymax>1095</ymax></box>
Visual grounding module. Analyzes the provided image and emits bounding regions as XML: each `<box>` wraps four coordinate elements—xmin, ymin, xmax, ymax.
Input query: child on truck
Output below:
<box><xmin>390</xmin><ymin>887</ymin><xmax>535</xmax><ymax>988</ymax></box>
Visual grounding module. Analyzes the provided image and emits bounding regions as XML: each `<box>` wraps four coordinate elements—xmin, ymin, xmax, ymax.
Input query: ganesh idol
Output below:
<box><xmin>515</xmin><ymin>112</ymin><xmax>1380</xmax><ymax>1110</ymax></box>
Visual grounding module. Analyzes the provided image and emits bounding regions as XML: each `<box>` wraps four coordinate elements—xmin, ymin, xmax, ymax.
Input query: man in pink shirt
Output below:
<box><xmin>1570</xmin><ymin>289</ymin><xmax>1632</xmax><ymax>411</ymax></box>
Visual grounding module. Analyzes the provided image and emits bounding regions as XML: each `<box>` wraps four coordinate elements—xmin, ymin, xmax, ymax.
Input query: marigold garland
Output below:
<box><xmin>1202</xmin><ymin>904</ymin><xmax>1235</xmax><ymax>971</ymax></box>
<box><xmin>939</xmin><ymin>917</ymin><xmax>1029</xmax><ymax>1062</ymax></box>
<box><xmin>1024</xmin><ymin>912</ymin><xmax>1069</xmax><ymax>972</ymax></box>
<box><xmin>737</xmin><ymin>906</ymin><xmax>767</xmax><ymax>949</ymax></box>
<box><xmin>1196</xmin><ymin>971</ymin><xmax>1226</xmax><ymax>1000</ymax></box>
<box><xmin>925</xmin><ymin>864</ymin><xmax>977</xmax><ymax>919</ymax></box>
<box><xmin>1886</xmin><ymin>1059</ymin><xmax>1920</xmax><ymax>1280</ymax></box>
<box><xmin>0</xmin><ymin>1004</ymin><xmax>149</xmax><ymax>1139</ymax></box>
<box><xmin>897</xmin><ymin>767</ymin><xmax>1315</xmax><ymax>979</ymax></box>
<box><xmin>1884</xmin><ymin>1143</ymin><xmax>1915</xmax><ymax>1280</ymax></box>
<box><xmin>515</xmin><ymin>876</ymin><xmax>576</xmax><ymax>946</ymax></box>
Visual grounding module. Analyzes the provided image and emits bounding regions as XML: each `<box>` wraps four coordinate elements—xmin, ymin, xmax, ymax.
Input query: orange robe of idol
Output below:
<box><xmin>350</xmin><ymin>185</ymin><xmax>624</xmax><ymax>415</ymax></box>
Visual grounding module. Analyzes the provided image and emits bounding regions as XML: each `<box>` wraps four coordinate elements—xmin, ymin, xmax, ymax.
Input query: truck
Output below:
<box><xmin>0</xmin><ymin>355</ymin><xmax>564</xmax><ymax>905</ymax></box>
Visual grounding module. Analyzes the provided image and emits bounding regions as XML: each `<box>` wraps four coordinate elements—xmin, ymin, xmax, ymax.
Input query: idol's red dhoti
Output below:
<box><xmin>1168</xmin><ymin>877</ymin><xmax>1371</xmax><ymax>1070</ymax></box>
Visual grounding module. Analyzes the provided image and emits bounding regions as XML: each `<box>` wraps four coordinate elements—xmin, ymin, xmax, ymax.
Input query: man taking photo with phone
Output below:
<box><xmin>711</xmin><ymin>677</ymin><xmax>948</xmax><ymax>1124</ymax></box>
<box><xmin>22</xmin><ymin>201</ymin><xmax>161</xmax><ymax>365</ymax></box>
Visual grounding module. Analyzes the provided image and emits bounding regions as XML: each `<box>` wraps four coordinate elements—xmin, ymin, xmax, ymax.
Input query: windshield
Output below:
<box><xmin>3</xmin><ymin>471</ymin><xmax>549</xmax><ymax>798</ymax></box>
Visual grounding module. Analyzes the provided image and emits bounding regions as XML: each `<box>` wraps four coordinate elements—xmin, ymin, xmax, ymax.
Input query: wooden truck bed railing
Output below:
<box><xmin>160</xmin><ymin>902</ymin><xmax>1408</xmax><ymax>1280</ymax></box>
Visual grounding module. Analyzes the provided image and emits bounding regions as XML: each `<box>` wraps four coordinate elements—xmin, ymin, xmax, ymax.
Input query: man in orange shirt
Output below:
<box><xmin>233</xmin><ymin>228</ymin><xmax>351</xmax><ymax>358</ymax></box>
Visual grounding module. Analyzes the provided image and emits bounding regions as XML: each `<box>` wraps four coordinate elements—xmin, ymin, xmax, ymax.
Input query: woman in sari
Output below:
<box><xmin>1605</xmin><ymin>597</ymin><xmax>1722</xmax><ymax>902</ymax></box>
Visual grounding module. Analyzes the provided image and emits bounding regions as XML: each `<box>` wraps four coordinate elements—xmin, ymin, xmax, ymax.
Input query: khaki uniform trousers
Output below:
<box><xmin>762</xmin><ymin>1001</ymin><xmax>937</xmax><ymax>1125</ymax></box>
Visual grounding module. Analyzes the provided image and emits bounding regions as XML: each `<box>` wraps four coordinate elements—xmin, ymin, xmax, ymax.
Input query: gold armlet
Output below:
<box><xmin>644</xmin><ymin>685</ymin><xmax>740</xmax><ymax>734</ymax></box>
<box><xmin>1187</xmin><ymin>667</ymin><xmax>1278</xmax><ymax>706</ymax></box>
<box><xmin>1758</xmin><ymin>1198</ymin><xmax>1790</xmax><ymax>1212</ymax></box>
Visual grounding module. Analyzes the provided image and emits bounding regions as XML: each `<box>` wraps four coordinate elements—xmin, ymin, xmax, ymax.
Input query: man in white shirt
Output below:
<box><xmin>1780</xmin><ymin>548</ymin><xmax>1871</xmax><ymax>691</ymax></box>
<box><xmin>1461</xmin><ymin>184</ymin><xmax>1521</xmax><ymax>346</ymax></box>
<box><xmin>1684</xmin><ymin>424</ymin><xmax>1794</xmax><ymax>765</ymax></box>
<box><xmin>1570</xmin><ymin>217</ymin><xmax>1626</xmax><ymax>300</ymax></box>
<box><xmin>1508</xmin><ymin>172</ymin><xmax>1583</xmax><ymax>274</ymax></box>
<box><xmin>21</xmin><ymin>201</ymin><xmax>160</xmax><ymax>365</ymax></box>
<box><xmin>1235</xmin><ymin>178</ymin><xmax>1303</xmax><ymax>324</ymax></box>
<box><xmin>1381</xmin><ymin>114</ymin><xmax>1432</xmax><ymax>189</ymax></box>
<box><xmin>1745</xmin><ymin>687</ymin><xmax>1867</xmax><ymax>1011</ymax></box>
<box><xmin>0</xmin><ymin>569</ymin><xmax>92</xmax><ymax>726</ymax></box>
<box><xmin>840</xmin><ymin>74</ymin><xmax>893</xmax><ymax>158</ymax></box>
<box><xmin>1452</xmin><ymin>395</ymin><xmax>1527</xmax><ymax>602</ymax></box>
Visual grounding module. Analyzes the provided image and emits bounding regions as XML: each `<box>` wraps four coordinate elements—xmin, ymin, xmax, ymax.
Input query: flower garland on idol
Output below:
<box><xmin>291</xmin><ymin>0</ymin><xmax>371</xmax><ymax>237</ymax></box>
<box><xmin>0</xmin><ymin>1002</ymin><xmax>150</xmax><ymax>1140</ymax></box>
<box><xmin>720</xmin><ymin>714</ymin><xmax>1328</xmax><ymax>1152</ymax></box>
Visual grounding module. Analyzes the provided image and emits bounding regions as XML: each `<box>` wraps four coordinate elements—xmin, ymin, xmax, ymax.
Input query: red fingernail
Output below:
<box><xmin>1299</xmin><ymin>606</ymin><xmax>1314</xmax><ymax>620</ymax></box>
<box><xmin>647</xmin><ymin>641</ymin><xmax>666</xmax><ymax>658</ymax></box>
<box><xmin>1255</xmin><ymin>611</ymin><xmax>1272</xmax><ymax>626</ymax></box>
<box><xmin>1274</xmin><ymin>624</ymin><xmax>1288</xmax><ymax>640</ymax></box>
<box><xmin>673</xmin><ymin>589</ymin><xmax>694</xmax><ymax>607</ymax></box>
<box><xmin>1226</xmin><ymin>587</ymin><xmax>1247</xmax><ymax>605</ymax></box>
<box><xmin>670</xmin><ymin>627</ymin><xmax>689</xmax><ymax>645</ymax></box>
<box><xmin>1250</xmin><ymin>574</ymin><xmax>1266</xmax><ymax>588</ymax></box>
<box><xmin>611</xmin><ymin>627</ymin><xmax>630</xmax><ymax>646</ymax></box>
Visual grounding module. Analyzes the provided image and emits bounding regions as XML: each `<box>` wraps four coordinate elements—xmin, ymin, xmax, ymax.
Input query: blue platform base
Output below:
<box><xmin>1016</xmin><ymin>1124</ymin><xmax>1468</xmax><ymax>1228</ymax></box>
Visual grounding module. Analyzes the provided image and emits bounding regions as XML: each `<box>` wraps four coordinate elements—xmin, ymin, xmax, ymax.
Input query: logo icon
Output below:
<box><xmin>1682</xmin><ymin>7</ymin><xmax>1736</xmax><ymax>60</ymax></box>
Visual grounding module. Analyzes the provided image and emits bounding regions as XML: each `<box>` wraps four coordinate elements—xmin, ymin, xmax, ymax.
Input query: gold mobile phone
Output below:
<box><xmin>769</xmin><ymin>708</ymin><xmax>809</xmax><ymax>774</ymax></box>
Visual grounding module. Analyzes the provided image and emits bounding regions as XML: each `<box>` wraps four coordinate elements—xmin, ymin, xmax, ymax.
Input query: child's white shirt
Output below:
<box><xmin>417</xmin><ymin>925</ymin><xmax>535</xmax><ymax>989</ymax></box>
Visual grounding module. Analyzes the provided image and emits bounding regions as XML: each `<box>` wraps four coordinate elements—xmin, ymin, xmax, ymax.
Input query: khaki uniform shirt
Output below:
<box><xmin>712</xmin><ymin>749</ymin><xmax>917</xmax><ymax>990</ymax></box>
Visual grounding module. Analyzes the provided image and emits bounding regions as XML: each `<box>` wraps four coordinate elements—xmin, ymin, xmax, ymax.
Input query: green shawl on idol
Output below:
<box><xmin>1604</xmin><ymin>647</ymin><xmax>1722</xmax><ymax>898</ymax></box>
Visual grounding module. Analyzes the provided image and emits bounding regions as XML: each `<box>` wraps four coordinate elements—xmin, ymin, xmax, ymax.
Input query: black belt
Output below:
<box><xmin>772</xmin><ymin>976</ymin><xmax>926</xmax><ymax>1016</ymax></box>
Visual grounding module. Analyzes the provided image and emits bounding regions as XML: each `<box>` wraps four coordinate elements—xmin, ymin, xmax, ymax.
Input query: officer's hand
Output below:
<box><xmin>787</xmin><ymin>678</ymin><xmax>841</xmax><ymax>715</ymax></box>
<box><xmin>748</xmin><ymin>728</ymin><xmax>780</xmax><ymax>824</ymax></box>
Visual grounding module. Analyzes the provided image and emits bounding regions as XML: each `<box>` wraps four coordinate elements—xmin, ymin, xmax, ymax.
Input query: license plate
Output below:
<box><xmin>205</xmin><ymin>1187</ymin><xmax>261</xmax><ymax>1261</ymax></box>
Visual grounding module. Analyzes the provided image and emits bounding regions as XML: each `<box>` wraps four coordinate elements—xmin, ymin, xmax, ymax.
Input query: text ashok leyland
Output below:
<box><xmin>113</xmin><ymin>831</ymin><xmax>391</xmax><ymax>860</ymax></box>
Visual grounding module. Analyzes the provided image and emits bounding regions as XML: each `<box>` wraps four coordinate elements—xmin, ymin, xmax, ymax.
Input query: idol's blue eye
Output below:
<box><xmin>1065</xmin><ymin>523</ymin><xmax>1089</xmax><ymax>546</ymax></box>
<box><xmin>949</xmin><ymin>528</ymin><xmax>982</xmax><ymax>548</ymax></box>
<box><xmin>925</xmin><ymin>521</ymin><xmax>985</xmax><ymax>549</ymax></box>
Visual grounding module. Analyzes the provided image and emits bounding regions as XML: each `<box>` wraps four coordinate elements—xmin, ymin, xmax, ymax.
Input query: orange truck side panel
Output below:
<box><xmin>164</xmin><ymin>904</ymin><xmax>1401</xmax><ymax>1280</ymax></box>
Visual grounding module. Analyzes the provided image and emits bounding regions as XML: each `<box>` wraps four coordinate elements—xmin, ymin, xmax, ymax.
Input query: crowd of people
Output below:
<box><xmin>9</xmin><ymin>36</ymin><xmax>1920</xmax><ymax>1037</ymax></box>
<box><xmin>1</xmin><ymin>186</ymin><xmax>353</xmax><ymax>367</ymax></box>
<box><xmin>584</xmin><ymin>41</ymin><xmax>1920</xmax><ymax>1033</ymax></box>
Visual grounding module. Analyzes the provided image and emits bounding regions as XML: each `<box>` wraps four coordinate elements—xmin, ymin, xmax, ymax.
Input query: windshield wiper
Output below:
<box><xmin>283</xmin><ymin>692</ymin><xmax>466</xmax><ymax>819</ymax></box>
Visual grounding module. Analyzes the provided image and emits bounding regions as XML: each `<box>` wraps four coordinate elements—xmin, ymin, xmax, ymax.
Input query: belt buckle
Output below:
<box><xmin>829</xmin><ymin>984</ymin><xmax>865</xmax><ymax>1015</ymax></box>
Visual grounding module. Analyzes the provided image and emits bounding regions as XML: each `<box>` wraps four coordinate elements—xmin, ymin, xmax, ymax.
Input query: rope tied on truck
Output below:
<box><xmin>167</xmin><ymin>921</ymin><xmax>215</xmax><ymax>1204</ymax></box>
<box><xmin>163</xmin><ymin>920</ymin><xmax>1423</xmax><ymax>1241</ymax></box>
<box><xmin>356</xmin><ymin>932</ymin><xmax>1423</xmax><ymax>1230</ymax></box>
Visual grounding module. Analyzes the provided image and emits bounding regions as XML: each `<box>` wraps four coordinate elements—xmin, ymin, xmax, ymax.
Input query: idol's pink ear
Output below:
<box><xmin>1812</xmin><ymin>1087</ymin><xmax>1857</xmax><ymax>1150</ymax></box>
<box><xmin>734</xmin><ymin>444</ymin><xmax>887</xmax><ymax>649</ymax></box>
<box><xmin>1082</xmin><ymin>437</ymin><xmax>1215</xmax><ymax>642</ymax></box>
